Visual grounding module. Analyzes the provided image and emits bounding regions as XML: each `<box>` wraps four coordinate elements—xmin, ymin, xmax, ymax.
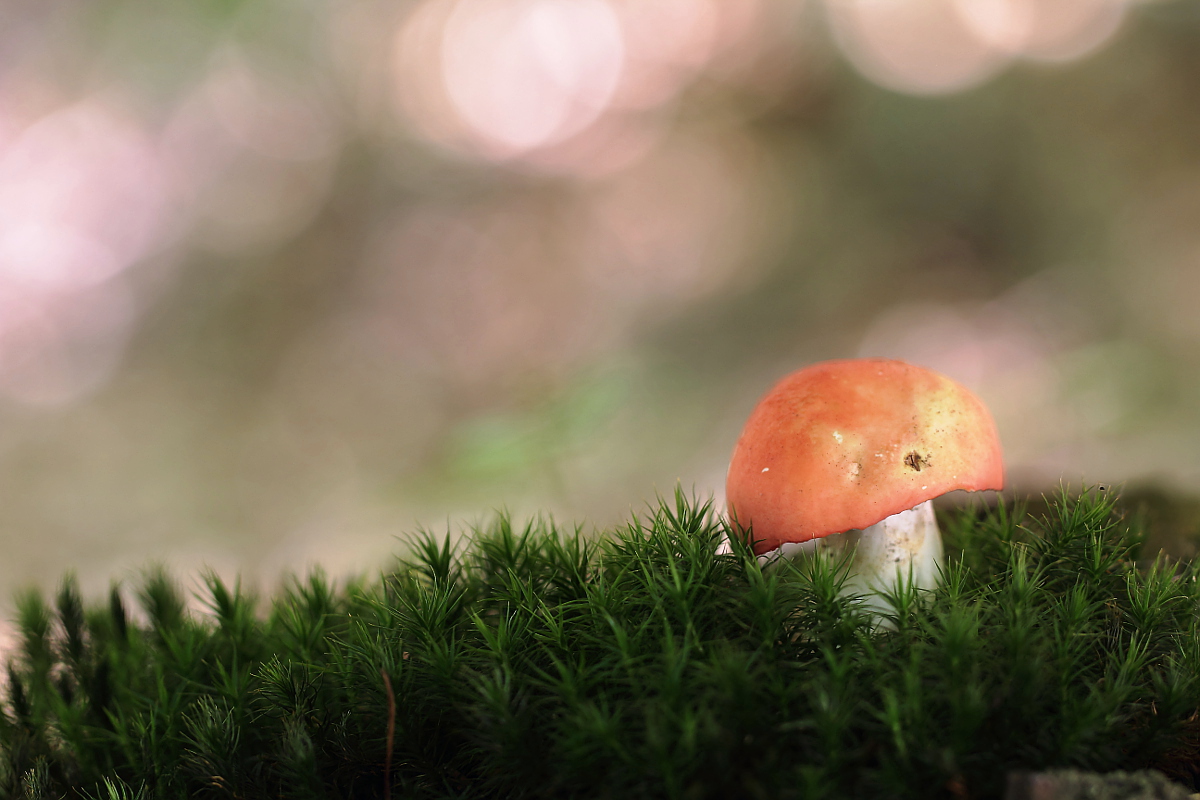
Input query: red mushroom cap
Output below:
<box><xmin>726</xmin><ymin>358</ymin><xmax>1003</xmax><ymax>555</ymax></box>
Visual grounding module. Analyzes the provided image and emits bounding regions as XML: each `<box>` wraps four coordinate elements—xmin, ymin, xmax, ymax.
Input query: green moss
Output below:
<box><xmin>1</xmin><ymin>487</ymin><xmax>1198</xmax><ymax>799</ymax></box>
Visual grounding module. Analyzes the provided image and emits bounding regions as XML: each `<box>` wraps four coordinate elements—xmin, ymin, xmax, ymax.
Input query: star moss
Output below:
<box><xmin>1</xmin><ymin>487</ymin><xmax>1198</xmax><ymax>799</ymax></box>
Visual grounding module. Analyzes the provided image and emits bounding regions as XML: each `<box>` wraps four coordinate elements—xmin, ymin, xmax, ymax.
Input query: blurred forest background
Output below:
<box><xmin>0</xmin><ymin>0</ymin><xmax>1199</xmax><ymax>602</ymax></box>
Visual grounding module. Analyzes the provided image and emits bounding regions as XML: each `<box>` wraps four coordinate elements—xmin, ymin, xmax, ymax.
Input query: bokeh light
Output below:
<box><xmin>953</xmin><ymin>0</ymin><xmax>1126</xmax><ymax>62</ymax></box>
<box><xmin>824</xmin><ymin>0</ymin><xmax>1009</xmax><ymax>95</ymax></box>
<box><xmin>392</xmin><ymin>0</ymin><xmax>629</xmax><ymax>165</ymax></box>
<box><xmin>441</xmin><ymin>0</ymin><xmax>623</xmax><ymax>155</ymax></box>
<box><xmin>825</xmin><ymin>0</ymin><xmax>1132</xmax><ymax>95</ymax></box>
<box><xmin>0</xmin><ymin>100</ymin><xmax>168</xmax><ymax>404</ymax></box>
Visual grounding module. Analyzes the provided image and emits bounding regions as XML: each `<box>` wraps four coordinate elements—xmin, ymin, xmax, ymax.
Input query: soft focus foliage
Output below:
<box><xmin>1</xmin><ymin>0</ymin><xmax>1200</xmax><ymax>598</ymax></box>
<box><xmin>2</xmin><ymin>489</ymin><xmax>1200</xmax><ymax>798</ymax></box>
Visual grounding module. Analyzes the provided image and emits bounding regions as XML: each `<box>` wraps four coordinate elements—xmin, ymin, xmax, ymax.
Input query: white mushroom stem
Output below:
<box><xmin>761</xmin><ymin>500</ymin><xmax>943</xmax><ymax>617</ymax></box>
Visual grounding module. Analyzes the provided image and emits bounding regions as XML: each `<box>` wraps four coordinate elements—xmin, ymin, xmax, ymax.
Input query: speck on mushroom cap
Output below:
<box><xmin>726</xmin><ymin>358</ymin><xmax>1003</xmax><ymax>555</ymax></box>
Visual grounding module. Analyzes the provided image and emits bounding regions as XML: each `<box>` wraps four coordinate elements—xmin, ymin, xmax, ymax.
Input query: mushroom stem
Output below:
<box><xmin>762</xmin><ymin>500</ymin><xmax>943</xmax><ymax>617</ymax></box>
<box><xmin>838</xmin><ymin>500</ymin><xmax>942</xmax><ymax>616</ymax></box>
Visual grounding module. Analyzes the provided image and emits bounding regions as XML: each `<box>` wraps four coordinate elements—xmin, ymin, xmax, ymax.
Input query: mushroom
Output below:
<box><xmin>725</xmin><ymin>358</ymin><xmax>1003</xmax><ymax>611</ymax></box>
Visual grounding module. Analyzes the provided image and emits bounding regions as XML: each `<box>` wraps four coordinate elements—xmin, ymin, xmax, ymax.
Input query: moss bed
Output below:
<box><xmin>2</xmin><ymin>487</ymin><xmax>1199</xmax><ymax>799</ymax></box>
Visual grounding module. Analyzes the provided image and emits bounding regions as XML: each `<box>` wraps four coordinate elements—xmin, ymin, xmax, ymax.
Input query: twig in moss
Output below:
<box><xmin>382</xmin><ymin>668</ymin><xmax>396</xmax><ymax>800</ymax></box>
